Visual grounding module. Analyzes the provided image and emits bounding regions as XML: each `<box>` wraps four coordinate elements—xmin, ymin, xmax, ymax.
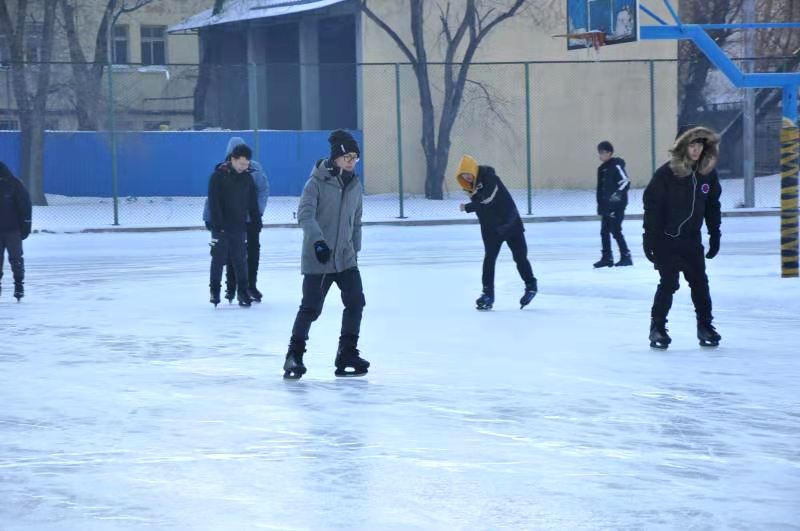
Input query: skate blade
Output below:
<box><xmin>335</xmin><ymin>368</ymin><xmax>368</xmax><ymax>377</ymax></box>
<box><xmin>283</xmin><ymin>369</ymin><xmax>305</xmax><ymax>380</ymax></box>
<box><xmin>476</xmin><ymin>305</ymin><xmax>493</xmax><ymax>311</ymax></box>
<box><xmin>649</xmin><ymin>341</ymin><xmax>669</xmax><ymax>350</ymax></box>
<box><xmin>699</xmin><ymin>340</ymin><xmax>720</xmax><ymax>347</ymax></box>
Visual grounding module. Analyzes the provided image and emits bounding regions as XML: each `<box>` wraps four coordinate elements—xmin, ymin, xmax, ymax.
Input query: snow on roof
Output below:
<box><xmin>168</xmin><ymin>0</ymin><xmax>348</xmax><ymax>33</ymax></box>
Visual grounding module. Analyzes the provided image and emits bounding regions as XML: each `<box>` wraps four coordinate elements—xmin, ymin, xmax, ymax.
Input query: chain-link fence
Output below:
<box><xmin>0</xmin><ymin>59</ymin><xmax>795</xmax><ymax>231</ymax></box>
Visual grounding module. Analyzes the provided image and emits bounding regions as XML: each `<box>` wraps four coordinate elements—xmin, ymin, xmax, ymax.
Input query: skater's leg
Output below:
<box><xmin>335</xmin><ymin>267</ymin><xmax>366</xmax><ymax>347</ymax></box>
<box><xmin>610</xmin><ymin>208</ymin><xmax>630</xmax><ymax>255</ymax></box>
<box><xmin>0</xmin><ymin>232</ymin><xmax>6</xmax><ymax>282</ymax></box>
<box><xmin>505</xmin><ymin>226</ymin><xmax>535</xmax><ymax>284</ymax></box>
<box><xmin>682</xmin><ymin>242</ymin><xmax>713</xmax><ymax>323</ymax></box>
<box><xmin>228</xmin><ymin>231</ymin><xmax>250</xmax><ymax>303</ymax></box>
<box><xmin>209</xmin><ymin>231</ymin><xmax>228</xmax><ymax>289</ymax></box>
<box><xmin>225</xmin><ymin>258</ymin><xmax>236</xmax><ymax>298</ymax></box>
<box><xmin>290</xmin><ymin>273</ymin><xmax>335</xmax><ymax>343</ymax></box>
<box><xmin>246</xmin><ymin>222</ymin><xmax>261</xmax><ymax>290</ymax></box>
<box><xmin>6</xmin><ymin>231</ymin><xmax>23</xmax><ymax>283</ymax></box>
<box><xmin>651</xmin><ymin>265</ymin><xmax>679</xmax><ymax>323</ymax></box>
<box><xmin>481</xmin><ymin>230</ymin><xmax>503</xmax><ymax>295</ymax></box>
<box><xmin>600</xmin><ymin>215</ymin><xmax>613</xmax><ymax>256</ymax></box>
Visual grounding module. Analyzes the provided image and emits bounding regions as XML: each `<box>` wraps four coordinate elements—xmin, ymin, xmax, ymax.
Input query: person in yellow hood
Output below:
<box><xmin>457</xmin><ymin>155</ymin><xmax>538</xmax><ymax>310</ymax></box>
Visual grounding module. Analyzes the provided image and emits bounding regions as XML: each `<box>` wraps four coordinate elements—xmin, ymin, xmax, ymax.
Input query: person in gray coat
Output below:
<box><xmin>203</xmin><ymin>137</ymin><xmax>269</xmax><ymax>302</ymax></box>
<box><xmin>283</xmin><ymin>130</ymin><xmax>370</xmax><ymax>379</ymax></box>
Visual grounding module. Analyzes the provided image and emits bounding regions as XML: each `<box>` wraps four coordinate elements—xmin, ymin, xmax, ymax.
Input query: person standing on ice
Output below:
<box><xmin>206</xmin><ymin>143</ymin><xmax>261</xmax><ymax>308</ymax></box>
<box><xmin>203</xmin><ymin>137</ymin><xmax>269</xmax><ymax>303</ymax></box>
<box><xmin>456</xmin><ymin>155</ymin><xmax>537</xmax><ymax>310</ymax></box>
<box><xmin>643</xmin><ymin>126</ymin><xmax>722</xmax><ymax>349</ymax></box>
<box><xmin>282</xmin><ymin>129</ymin><xmax>369</xmax><ymax>379</ymax></box>
<box><xmin>0</xmin><ymin>161</ymin><xmax>31</xmax><ymax>301</ymax></box>
<box><xmin>593</xmin><ymin>140</ymin><xmax>632</xmax><ymax>268</ymax></box>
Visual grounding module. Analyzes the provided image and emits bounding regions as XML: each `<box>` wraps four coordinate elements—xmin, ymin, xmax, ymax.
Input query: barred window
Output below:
<box><xmin>140</xmin><ymin>26</ymin><xmax>166</xmax><ymax>65</ymax></box>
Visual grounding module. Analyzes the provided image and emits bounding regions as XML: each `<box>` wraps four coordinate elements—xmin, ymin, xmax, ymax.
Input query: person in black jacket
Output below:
<box><xmin>594</xmin><ymin>141</ymin><xmax>632</xmax><ymax>268</ymax></box>
<box><xmin>0</xmin><ymin>162</ymin><xmax>32</xmax><ymax>301</ymax></box>
<box><xmin>643</xmin><ymin>126</ymin><xmax>722</xmax><ymax>349</ymax></box>
<box><xmin>206</xmin><ymin>144</ymin><xmax>261</xmax><ymax>308</ymax></box>
<box><xmin>457</xmin><ymin>155</ymin><xmax>537</xmax><ymax>310</ymax></box>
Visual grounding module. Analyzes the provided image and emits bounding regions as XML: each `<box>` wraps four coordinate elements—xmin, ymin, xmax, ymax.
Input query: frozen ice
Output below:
<box><xmin>1</xmin><ymin>217</ymin><xmax>798</xmax><ymax>529</ymax></box>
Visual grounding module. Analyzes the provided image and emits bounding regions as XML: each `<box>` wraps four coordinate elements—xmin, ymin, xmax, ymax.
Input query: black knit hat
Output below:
<box><xmin>329</xmin><ymin>129</ymin><xmax>360</xmax><ymax>161</ymax></box>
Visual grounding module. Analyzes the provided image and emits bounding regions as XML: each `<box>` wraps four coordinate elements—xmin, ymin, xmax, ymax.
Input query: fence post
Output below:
<box><xmin>248</xmin><ymin>62</ymin><xmax>260</xmax><ymax>160</ymax></box>
<box><xmin>395</xmin><ymin>63</ymin><xmax>406</xmax><ymax>219</ymax></box>
<box><xmin>649</xmin><ymin>60</ymin><xmax>656</xmax><ymax>178</ymax></box>
<box><xmin>525</xmin><ymin>62</ymin><xmax>532</xmax><ymax>216</ymax></box>
<box><xmin>106</xmin><ymin>21</ymin><xmax>119</xmax><ymax>226</ymax></box>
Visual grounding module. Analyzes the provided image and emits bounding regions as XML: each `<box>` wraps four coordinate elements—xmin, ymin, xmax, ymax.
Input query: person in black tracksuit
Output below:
<box><xmin>207</xmin><ymin>144</ymin><xmax>261</xmax><ymax>308</ymax></box>
<box><xmin>643</xmin><ymin>126</ymin><xmax>722</xmax><ymax>349</ymax></box>
<box><xmin>456</xmin><ymin>155</ymin><xmax>538</xmax><ymax>310</ymax></box>
<box><xmin>0</xmin><ymin>162</ymin><xmax>32</xmax><ymax>301</ymax></box>
<box><xmin>594</xmin><ymin>140</ymin><xmax>632</xmax><ymax>268</ymax></box>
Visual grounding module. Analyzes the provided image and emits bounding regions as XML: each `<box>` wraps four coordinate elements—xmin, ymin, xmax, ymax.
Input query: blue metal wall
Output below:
<box><xmin>0</xmin><ymin>130</ymin><xmax>364</xmax><ymax>197</ymax></box>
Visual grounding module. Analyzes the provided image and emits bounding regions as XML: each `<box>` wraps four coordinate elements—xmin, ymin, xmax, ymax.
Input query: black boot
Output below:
<box><xmin>649</xmin><ymin>319</ymin><xmax>671</xmax><ymax>349</ymax></box>
<box><xmin>614</xmin><ymin>252</ymin><xmax>633</xmax><ymax>267</ymax></box>
<box><xmin>13</xmin><ymin>279</ymin><xmax>23</xmax><ymax>301</ymax></box>
<box><xmin>697</xmin><ymin>320</ymin><xmax>721</xmax><ymax>347</ymax></box>
<box><xmin>237</xmin><ymin>292</ymin><xmax>252</xmax><ymax>308</ymax></box>
<box><xmin>209</xmin><ymin>284</ymin><xmax>221</xmax><ymax>307</ymax></box>
<box><xmin>248</xmin><ymin>286</ymin><xmax>263</xmax><ymax>303</ymax></box>
<box><xmin>283</xmin><ymin>341</ymin><xmax>307</xmax><ymax>380</ymax></box>
<box><xmin>224</xmin><ymin>287</ymin><xmax>235</xmax><ymax>304</ymax></box>
<box><xmin>476</xmin><ymin>288</ymin><xmax>494</xmax><ymax>311</ymax></box>
<box><xmin>593</xmin><ymin>252</ymin><xmax>614</xmax><ymax>268</ymax></box>
<box><xmin>520</xmin><ymin>278</ymin><xmax>537</xmax><ymax>309</ymax></box>
<box><xmin>335</xmin><ymin>343</ymin><xmax>370</xmax><ymax>377</ymax></box>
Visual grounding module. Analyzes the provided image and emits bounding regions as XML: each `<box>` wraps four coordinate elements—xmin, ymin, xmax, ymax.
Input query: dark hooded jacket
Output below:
<box><xmin>0</xmin><ymin>162</ymin><xmax>32</xmax><ymax>236</ymax></box>
<box><xmin>207</xmin><ymin>161</ymin><xmax>260</xmax><ymax>233</ymax></box>
<box><xmin>597</xmin><ymin>156</ymin><xmax>630</xmax><ymax>214</ymax></box>
<box><xmin>463</xmin><ymin>166</ymin><xmax>523</xmax><ymax>238</ymax></box>
<box><xmin>643</xmin><ymin>127</ymin><xmax>722</xmax><ymax>241</ymax></box>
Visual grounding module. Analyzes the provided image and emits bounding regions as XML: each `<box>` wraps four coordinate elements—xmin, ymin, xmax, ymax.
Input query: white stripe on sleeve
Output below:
<box><xmin>616</xmin><ymin>165</ymin><xmax>630</xmax><ymax>191</ymax></box>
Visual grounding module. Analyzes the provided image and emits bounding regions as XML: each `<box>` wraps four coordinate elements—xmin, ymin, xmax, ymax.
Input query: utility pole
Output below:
<box><xmin>743</xmin><ymin>0</ymin><xmax>756</xmax><ymax>207</ymax></box>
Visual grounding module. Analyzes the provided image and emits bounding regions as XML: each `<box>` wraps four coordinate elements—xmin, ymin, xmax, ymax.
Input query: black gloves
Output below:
<box><xmin>21</xmin><ymin>221</ymin><xmax>31</xmax><ymax>240</ymax></box>
<box><xmin>314</xmin><ymin>240</ymin><xmax>331</xmax><ymax>264</ymax></box>
<box><xmin>643</xmin><ymin>232</ymin><xmax>658</xmax><ymax>264</ymax></box>
<box><xmin>706</xmin><ymin>232</ymin><xmax>720</xmax><ymax>259</ymax></box>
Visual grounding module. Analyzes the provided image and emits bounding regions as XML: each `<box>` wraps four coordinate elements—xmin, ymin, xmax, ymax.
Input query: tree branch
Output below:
<box><xmin>359</xmin><ymin>0</ymin><xmax>417</xmax><ymax>65</ymax></box>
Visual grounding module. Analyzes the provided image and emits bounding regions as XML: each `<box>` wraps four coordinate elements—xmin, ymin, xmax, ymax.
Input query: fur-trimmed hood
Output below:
<box><xmin>669</xmin><ymin>126</ymin><xmax>720</xmax><ymax>177</ymax></box>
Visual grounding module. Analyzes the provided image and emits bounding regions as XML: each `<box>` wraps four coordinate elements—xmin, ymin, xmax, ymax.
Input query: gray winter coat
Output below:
<box><xmin>298</xmin><ymin>159</ymin><xmax>363</xmax><ymax>275</ymax></box>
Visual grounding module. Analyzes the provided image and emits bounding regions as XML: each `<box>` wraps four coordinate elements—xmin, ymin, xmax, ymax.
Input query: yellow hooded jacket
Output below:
<box><xmin>456</xmin><ymin>155</ymin><xmax>479</xmax><ymax>194</ymax></box>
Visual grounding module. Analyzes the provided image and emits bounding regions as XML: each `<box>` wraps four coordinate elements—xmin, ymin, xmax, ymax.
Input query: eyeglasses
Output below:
<box><xmin>342</xmin><ymin>153</ymin><xmax>360</xmax><ymax>163</ymax></box>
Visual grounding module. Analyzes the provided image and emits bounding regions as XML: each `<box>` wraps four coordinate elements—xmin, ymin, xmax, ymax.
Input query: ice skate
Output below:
<box><xmin>210</xmin><ymin>285</ymin><xmax>221</xmax><ymax>307</ymax></box>
<box><xmin>614</xmin><ymin>252</ymin><xmax>633</xmax><ymax>267</ymax></box>
<box><xmin>283</xmin><ymin>350</ymin><xmax>307</xmax><ymax>380</ymax></box>
<box><xmin>520</xmin><ymin>278</ymin><xmax>537</xmax><ymax>309</ymax></box>
<box><xmin>334</xmin><ymin>345</ymin><xmax>369</xmax><ymax>377</ymax></box>
<box><xmin>593</xmin><ymin>252</ymin><xmax>614</xmax><ymax>268</ymax></box>
<box><xmin>649</xmin><ymin>319</ymin><xmax>671</xmax><ymax>349</ymax></box>
<box><xmin>13</xmin><ymin>280</ymin><xmax>23</xmax><ymax>302</ymax></box>
<box><xmin>476</xmin><ymin>290</ymin><xmax>494</xmax><ymax>311</ymax></box>
<box><xmin>697</xmin><ymin>321</ymin><xmax>721</xmax><ymax>347</ymax></box>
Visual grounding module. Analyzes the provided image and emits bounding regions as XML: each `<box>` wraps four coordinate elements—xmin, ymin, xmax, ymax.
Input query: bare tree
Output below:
<box><xmin>359</xmin><ymin>0</ymin><xmax>528</xmax><ymax>199</ymax></box>
<box><xmin>0</xmin><ymin>0</ymin><xmax>58</xmax><ymax>205</ymax></box>
<box><xmin>58</xmin><ymin>0</ymin><xmax>154</xmax><ymax>131</ymax></box>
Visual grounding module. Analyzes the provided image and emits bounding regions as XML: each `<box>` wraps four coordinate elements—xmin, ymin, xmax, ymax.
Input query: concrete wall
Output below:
<box><xmin>359</xmin><ymin>1</ymin><xmax>680</xmax><ymax>194</ymax></box>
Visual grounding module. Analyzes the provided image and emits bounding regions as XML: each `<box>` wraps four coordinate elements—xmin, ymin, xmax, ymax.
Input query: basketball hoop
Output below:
<box><xmin>552</xmin><ymin>30</ymin><xmax>606</xmax><ymax>52</ymax></box>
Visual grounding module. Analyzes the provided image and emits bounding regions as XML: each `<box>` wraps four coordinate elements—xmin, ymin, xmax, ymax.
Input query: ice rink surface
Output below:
<box><xmin>2</xmin><ymin>217</ymin><xmax>798</xmax><ymax>530</ymax></box>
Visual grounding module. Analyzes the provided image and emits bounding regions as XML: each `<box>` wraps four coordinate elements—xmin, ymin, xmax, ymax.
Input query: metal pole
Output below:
<box><xmin>395</xmin><ymin>63</ymin><xmax>406</xmax><ymax>219</ymax></box>
<box><xmin>525</xmin><ymin>62</ymin><xmax>532</xmax><ymax>215</ymax></box>
<box><xmin>743</xmin><ymin>0</ymin><xmax>756</xmax><ymax>208</ymax></box>
<box><xmin>649</xmin><ymin>60</ymin><xmax>657</xmax><ymax>177</ymax></box>
<box><xmin>780</xmin><ymin>86</ymin><xmax>798</xmax><ymax>278</ymax></box>
<box><xmin>248</xmin><ymin>62</ymin><xmax>260</xmax><ymax>160</ymax></box>
<box><xmin>106</xmin><ymin>17</ymin><xmax>119</xmax><ymax>226</ymax></box>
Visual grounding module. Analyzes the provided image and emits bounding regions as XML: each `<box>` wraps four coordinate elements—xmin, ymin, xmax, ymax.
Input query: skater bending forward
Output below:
<box><xmin>457</xmin><ymin>155</ymin><xmax>537</xmax><ymax>310</ymax></box>
<box><xmin>283</xmin><ymin>129</ymin><xmax>369</xmax><ymax>379</ymax></box>
<box><xmin>643</xmin><ymin>126</ymin><xmax>722</xmax><ymax>349</ymax></box>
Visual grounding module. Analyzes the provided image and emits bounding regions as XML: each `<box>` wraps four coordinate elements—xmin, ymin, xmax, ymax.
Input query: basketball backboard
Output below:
<box><xmin>566</xmin><ymin>0</ymin><xmax>639</xmax><ymax>50</ymax></box>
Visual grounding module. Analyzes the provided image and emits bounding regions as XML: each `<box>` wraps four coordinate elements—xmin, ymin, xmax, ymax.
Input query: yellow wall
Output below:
<box><xmin>360</xmin><ymin>1</ymin><xmax>679</xmax><ymax>194</ymax></box>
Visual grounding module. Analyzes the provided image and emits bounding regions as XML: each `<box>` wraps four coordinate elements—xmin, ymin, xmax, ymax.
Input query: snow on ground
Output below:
<box><xmin>35</xmin><ymin>175</ymin><xmax>787</xmax><ymax>232</ymax></box>
<box><xmin>1</xmin><ymin>217</ymin><xmax>798</xmax><ymax>529</ymax></box>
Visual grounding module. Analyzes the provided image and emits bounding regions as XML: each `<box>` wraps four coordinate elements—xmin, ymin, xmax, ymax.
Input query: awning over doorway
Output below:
<box><xmin>168</xmin><ymin>0</ymin><xmax>348</xmax><ymax>33</ymax></box>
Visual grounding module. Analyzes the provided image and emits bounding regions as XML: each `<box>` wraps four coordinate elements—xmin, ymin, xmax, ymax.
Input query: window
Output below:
<box><xmin>0</xmin><ymin>119</ymin><xmax>19</xmax><ymax>130</ymax></box>
<box><xmin>140</xmin><ymin>26</ymin><xmax>166</xmax><ymax>65</ymax></box>
<box><xmin>112</xmin><ymin>25</ymin><xmax>129</xmax><ymax>64</ymax></box>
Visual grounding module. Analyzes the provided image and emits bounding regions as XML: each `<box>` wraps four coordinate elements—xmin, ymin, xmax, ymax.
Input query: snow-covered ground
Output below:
<box><xmin>35</xmin><ymin>175</ymin><xmax>787</xmax><ymax>232</ymax></box>
<box><xmin>1</xmin><ymin>217</ymin><xmax>798</xmax><ymax>529</ymax></box>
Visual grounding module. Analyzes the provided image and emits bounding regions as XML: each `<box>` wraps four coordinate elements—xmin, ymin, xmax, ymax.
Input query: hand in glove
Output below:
<box><xmin>705</xmin><ymin>232</ymin><xmax>720</xmax><ymax>259</ymax></box>
<box><xmin>21</xmin><ymin>221</ymin><xmax>31</xmax><ymax>240</ymax></box>
<box><xmin>314</xmin><ymin>240</ymin><xmax>331</xmax><ymax>264</ymax></box>
<box><xmin>643</xmin><ymin>232</ymin><xmax>658</xmax><ymax>264</ymax></box>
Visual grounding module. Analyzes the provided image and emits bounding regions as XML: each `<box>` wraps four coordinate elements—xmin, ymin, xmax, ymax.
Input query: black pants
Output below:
<box><xmin>0</xmin><ymin>230</ymin><xmax>24</xmax><ymax>282</ymax></box>
<box><xmin>600</xmin><ymin>208</ymin><xmax>629</xmax><ymax>255</ymax></box>
<box><xmin>210</xmin><ymin>231</ymin><xmax>248</xmax><ymax>296</ymax></box>
<box><xmin>226</xmin><ymin>223</ymin><xmax>261</xmax><ymax>292</ymax></box>
<box><xmin>290</xmin><ymin>267</ymin><xmax>365</xmax><ymax>348</ymax></box>
<box><xmin>651</xmin><ymin>238</ymin><xmax>713</xmax><ymax>323</ymax></box>
<box><xmin>482</xmin><ymin>225</ymin><xmax>535</xmax><ymax>294</ymax></box>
